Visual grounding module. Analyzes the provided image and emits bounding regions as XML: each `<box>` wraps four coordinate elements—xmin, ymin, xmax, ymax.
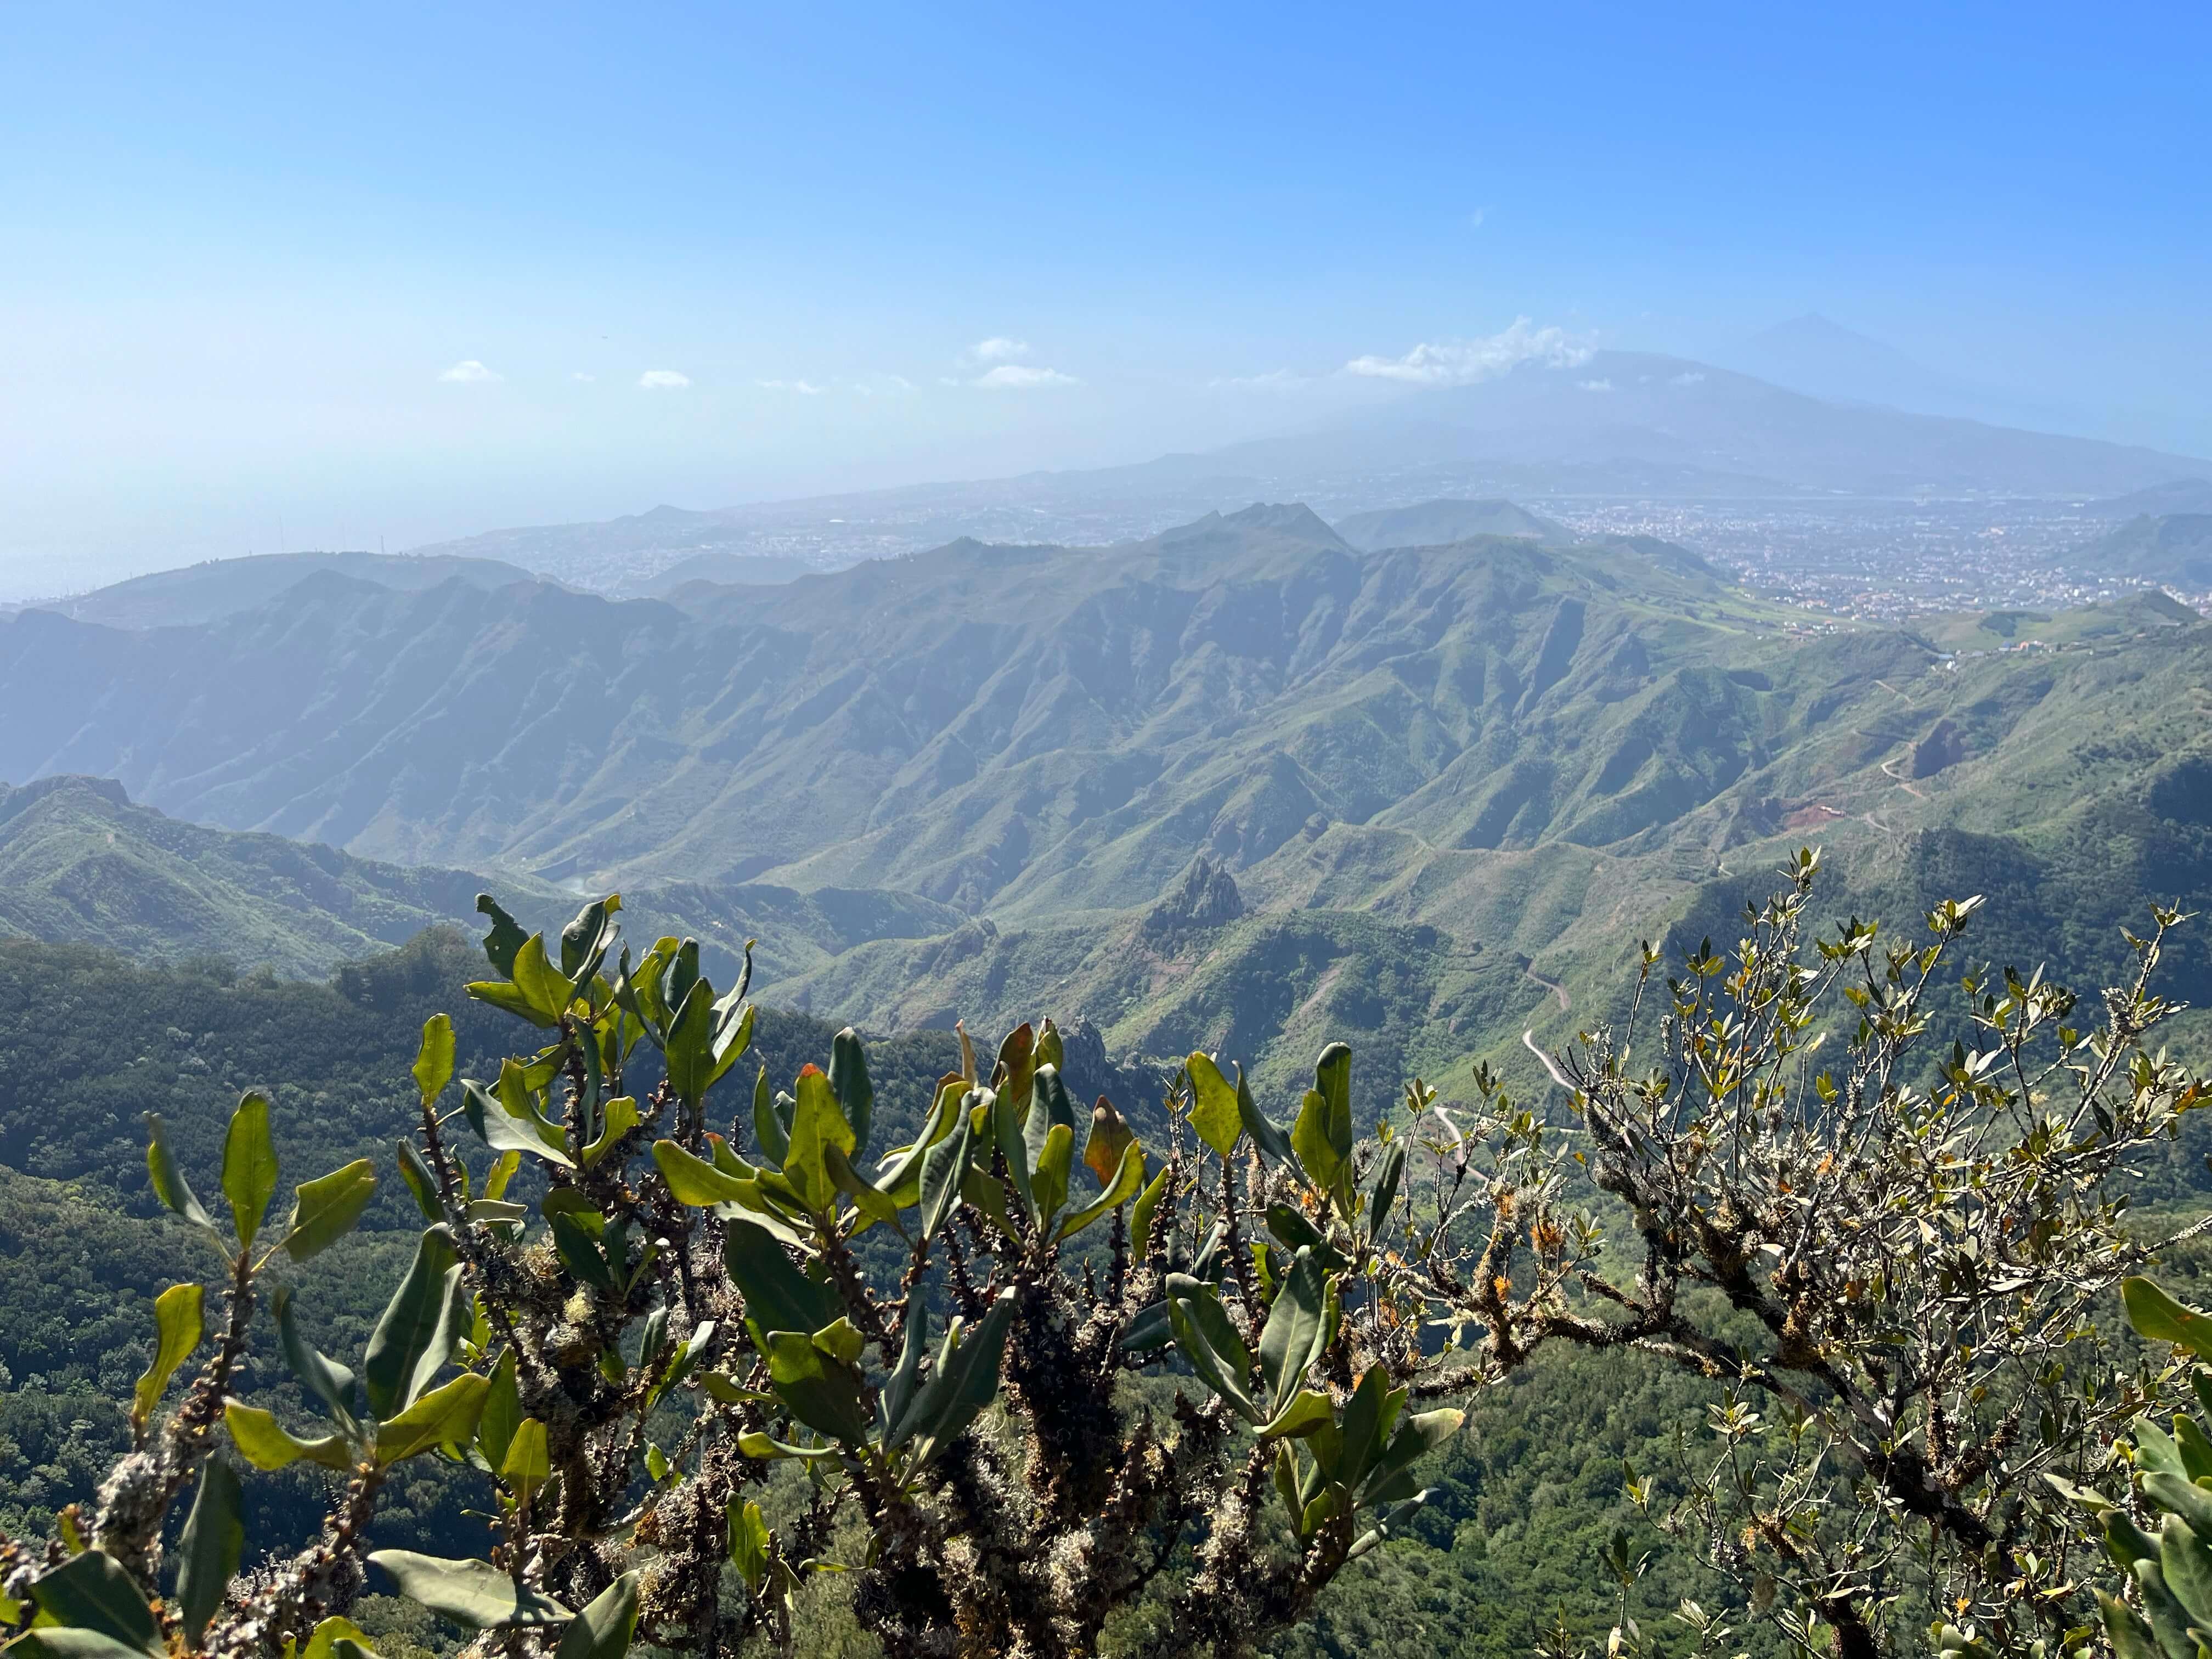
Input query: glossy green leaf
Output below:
<box><xmin>224</xmin><ymin>1401</ymin><xmax>354</xmax><ymax>1471</ymax></box>
<box><xmin>727</xmin><ymin>1500</ymin><xmax>771</xmax><ymax>1593</ymax></box>
<box><xmin>765</xmin><ymin>1331</ymin><xmax>872</xmax><ymax>1444</ymax></box>
<box><xmin>1335</xmin><ymin>1364</ymin><xmax>1398</xmax><ymax>1493</ymax></box>
<box><xmin>132</xmin><ymin>1282</ymin><xmax>204</xmax><ymax>1429</ymax></box>
<box><xmin>477</xmin><ymin>1347</ymin><xmax>521</xmax><ymax>1471</ymax></box>
<box><xmin>917</xmin><ymin>1109</ymin><xmax>974</xmax><ymax>1242</ymax></box>
<box><xmin>550</xmin><ymin>1212</ymin><xmax>617</xmax><ymax>1292</ymax></box>
<box><xmin>366</xmin><ymin>1551</ymin><xmax>572</xmax><ymax>1630</ymax></box>
<box><xmin>828</xmin><ymin>1027</ymin><xmax>874</xmax><ymax>1157</ymax></box>
<box><xmin>1237</xmin><ymin>1065</ymin><xmax>1295</xmax><ymax>1167</ymax></box>
<box><xmin>29</xmin><ymin>1550</ymin><xmax>162</xmax><ymax>1656</ymax></box>
<box><xmin>2098</xmin><ymin>1590</ymin><xmax>2160</xmax><ymax>1659</ymax></box>
<box><xmin>1032</xmin><ymin>1122</ymin><xmax>1075</xmax><ymax>1226</ymax></box>
<box><xmin>176</xmin><ymin>1455</ymin><xmax>244</xmax><ymax>1642</ymax></box>
<box><xmin>221</xmin><ymin>1093</ymin><xmax>279</xmax><ymax>1252</ymax></box>
<box><xmin>283</xmin><ymin>1159</ymin><xmax>380</xmax><ymax>1261</ymax></box>
<box><xmin>785</xmin><ymin>1064</ymin><xmax>856</xmax><ymax>1213</ymax></box>
<box><xmin>1131</xmin><ymin>1166</ymin><xmax>1169</xmax><ymax>1261</ymax></box>
<box><xmin>1361</xmin><ymin>1408</ymin><xmax>1466</xmax><ymax>1506</ymax></box>
<box><xmin>396</xmin><ymin>1141</ymin><xmax>442</xmax><ymax>1221</ymax></box>
<box><xmin>1257</xmin><ymin>1247</ymin><xmax>1331</xmax><ymax>1415</ymax></box>
<box><xmin>887</xmin><ymin>1289</ymin><xmax>1015</xmax><ymax>1469</ymax></box>
<box><xmin>558</xmin><ymin>894</ymin><xmax>622</xmax><ymax>983</ymax></box>
<box><xmin>735</xmin><ymin>1430</ymin><xmax>837</xmax><ymax>1462</ymax></box>
<box><xmin>1186</xmin><ymin>1053</ymin><xmax>1243</xmax><ymax>1157</ymax></box>
<box><xmin>1367</xmin><ymin>1141</ymin><xmax>1406</xmax><ymax>1242</ymax></box>
<box><xmin>882</xmin><ymin>1299</ymin><xmax>928</xmax><ymax>1436</ymax></box>
<box><xmin>462</xmin><ymin>1081</ymin><xmax>574</xmax><ymax>1168</ymax></box>
<box><xmin>753</xmin><ymin>1066</ymin><xmax>789</xmax><ymax>1164</ymax></box>
<box><xmin>1057</xmin><ymin>1141</ymin><xmax>1144</xmax><ymax>1243</ymax></box>
<box><xmin>996</xmin><ymin>1023</ymin><xmax>1037</xmax><ymax>1120</ymax></box>
<box><xmin>875</xmin><ymin>1074</ymin><xmax>967</xmax><ymax>1204</ymax></box>
<box><xmin>144</xmin><ymin>1113</ymin><xmax>217</xmax><ymax>1235</ymax></box>
<box><xmin>364</xmin><ymin>1225</ymin><xmax>466</xmax><ymax>1416</ymax></box>
<box><xmin>583</xmin><ymin>1095</ymin><xmax>639</xmax><ymax>1167</ymax></box>
<box><xmin>652</xmin><ymin>1139</ymin><xmax>752</xmax><ymax>1206</ymax></box>
<box><xmin>275</xmin><ymin>1285</ymin><xmax>363</xmax><ymax>1441</ymax></box>
<box><xmin>301</xmin><ymin>1617</ymin><xmax>377</xmax><ymax>1659</ymax></box>
<box><xmin>2126</xmin><ymin>1277</ymin><xmax>2212</xmax><ymax>1359</ymax></box>
<box><xmin>1292</xmin><ymin>1090</ymin><xmax>1345</xmax><ymax>1195</ymax></box>
<box><xmin>1258</xmin><ymin>1388</ymin><xmax>1336</xmax><ymax>1441</ymax></box>
<box><xmin>723</xmin><ymin>1216</ymin><xmax>838</xmax><ymax>1339</ymax></box>
<box><xmin>377</xmin><ymin>1371</ymin><xmax>490</xmax><ymax>1466</ymax></box>
<box><xmin>1165</xmin><ymin>1274</ymin><xmax>1259</xmax><ymax>1421</ymax></box>
<box><xmin>475</xmin><ymin>894</ymin><xmax>530</xmax><ymax>979</ymax></box>
<box><xmin>413</xmin><ymin>1014</ymin><xmax>456</xmax><ymax>1107</ymax></box>
<box><xmin>500</xmin><ymin>1417</ymin><xmax>550</xmax><ymax>1504</ymax></box>
<box><xmin>655</xmin><ymin>1319</ymin><xmax>717</xmax><ymax>1400</ymax></box>
<box><xmin>552</xmin><ymin>1570</ymin><xmax>639</xmax><ymax>1659</ymax></box>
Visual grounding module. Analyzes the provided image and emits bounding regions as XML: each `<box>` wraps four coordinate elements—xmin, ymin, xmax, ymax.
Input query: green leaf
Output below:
<box><xmin>917</xmin><ymin>1109</ymin><xmax>974</xmax><ymax>1243</ymax></box>
<box><xmin>663</xmin><ymin>978</ymin><xmax>716</xmax><ymax>1104</ymax></box>
<box><xmin>144</xmin><ymin>1113</ymin><xmax>217</xmax><ymax>1236</ymax></box>
<box><xmin>413</xmin><ymin>1014</ymin><xmax>456</xmax><ymax>1107</ymax></box>
<box><xmin>396</xmin><ymin>1141</ymin><xmax>442</xmax><ymax>1221</ymax></box>
<box><xmin>282</xmin><ymin>1159</ymin><xmax>379</xmax><ymax>1261</ymax></box>
<box><xmin>764</xmin><ymin>1331</ymin><xmax>873</xmax><ymax>1444</ymax></box>
<box><xmin>2159</xmin><ymin>1513</ymin><xmax>2212</xmax><ymax>1628</ymax></box>
<box><xmin>275</xmin><ymin>1286</ymin><xmax>363</xmax><ymax>1442</ymax></box>
<box><xmin>1186</xmin><ymin>1053</ymin><xmax>1244</xmax><ymax>1158</ymax></box>
<box><xmin>1258</xmin><ymin>1388</ymin><xmax>1337</xmax><ymax>1441</ymax></box>
<box><xmin>583</xmin><ymin>1096</ymin><xmax>639</xmax><ymax>1167</ymax></box>
<box><xmin>1032</xmin><ymin>1122</ymin><xmax>1075</xmax><ymax>1226</ymax></box>
<box><xmin>176</xmin><ymin>1455</ymin><xmax>244</xmax><ymax>1643</ymax></box>
<box><xmin>301</xmin><ymin>1618</ymin><xmax>379</xmax><ymax>1659</ymax></box>
<box><xmin>829</xmin><ymin>1027</ymin><xmax>874</xmax><ymax>1158</ymax></box>
<box><xmin>1335</xmin><ymin>1363</ymin><xmax>1398</xmax><ymax>1493</ymax></box>
<box><xmin>727</xmin><ymin>1501</ymin><xmax>771</xmax><ymax>1593</ymax></box>
<box><xmin>887</xmin><ymin>1289</ymin><xmax>1015</xmax><ymax>1469</ymax></box>
<box><xmin>550</xmin><ymin>1212</ymin><xmax>618</xmax><ymax>1293</ymax></box>
<box><xmin>654</xmin><ymin>1320</ymin><xmax>717</xmax><ymax>1401</ymax></box>
<box><xmin>1131</xmin><ymin>1166</ymin><xmax>1169</xmax><ymax>1260</ymax></box>
<box><xmin>376</xmin><ymin>1372</ymin><xmax>490</xmax><ymax>1466</ymax></box>
<box><xmin>364</xmin><ymin>1226</ymin><xmax>466</xmax><ymax>1417</ymax></box>
<box><xmin>1256</xmin><ymin>1247</ymin><xmax>1331</xmax><ymax>1415</ymax></box>
<box><xmin>8</xmin><ymin>1630</ymin><xmax>162</xmax><ymax>1659</ymax></box>
<box><xmin>874</xmin><ymin>1075</ymin><xmax>966</xmax><ymax>1204</ymax></box>
<box><xmin>1360</xmin><ymin>1407</ymin><xmax>1465</xmax><ymax>1506</ymax></box>
<box><xmin>475</xmin><ymin>894</ymin><xmax>530</xmax><ymax>979</ymax></box>
<box><xmin>223</xmin><ymin>1401</ymin><xmax>354</xmax><ymax>1471</ymax></box>
<box><xmin>1057</xmin><ymin>1141</ymin><xmax>1144</xmax><ymax>1243</ymax></box>
<box><xmin>1367</xmin><ymin>1141</ymin><xmax>1406</xmax><ymax>1242</ymax></box>
<box><xmin>2099</xmin><ymin>1590</ymin><xmax>2161</xmax><ymax>1659</ymax></box>
<box><xmin>500</xmin><ymin>1418</ymin><xmax>551</xmax><ymax>1504</ymax></box>
<box><xmin>785</xmin><ymin>1064</ymin><xmax>856</xmax><ymax>1213</ymax></box>
<box><xmin>366</xmin><ymin>1551</ymin><xmax>572</xmax><ymax>1630</ymax></box>
<box><xmin>221</xmin><ymin>1093</ymin><xmax>279</xmax><ymax>1252</ymax></box>
<box><xmin>132</xmin><ymin>1282</ymin><xmax>204</xmax><ymax>1429</ymax></box>
<box><xmin>1165</xmin><ymin>1274</ymin><xmax>1260</xmax><ymax>1421</ymax></box>
<box><xmin>723</xmin><ymin>1216</ymin><xmax>839</xmax><ymax>1340</ymax></box>
<box><xmin>2127</xmin><ymin>1277</ymin><xmax>2212</xmax><ymax>1359</ymax></box>
<box><xmin>1237</xmin><ymin>1066</ymin><xmax>1295</xmax><ymax>1167</ymax></box>
<box><xmin>462</xmin><ymin>1081</ymin><xmax>575</xmax><ymax>1168</ymax></box>
<box><xmin>652</xmin><ymin>1139</ymin><xmax>753</xmax><ymax>1206</ymax></box>
<box><xmin>477</xmin><ymin>1347</ymin><xmax>521</xmax><ymax>1471</ymax></box>
<box><xmin>552</xmin><ymin>1571</ymin><xmax>640</xmax><ymax>1659</ymax></box>
<box><xmin>735</xmin><ymin>1431</ymin><xmax>837</xmax><ymax>1462</ymax></box>
<box><xmin>753</xmin><ymin>1066</ymin><xmax>790</xmax><ymax>1164</ymax></box>
<box><xmin>558</xmin><ymin>894</ymin><xmax>622</xmax><ymax>984</ymax></box>
<box><xmin>996</xmin><ymin>1023</ymin><xmax>1037</xmax><ymax>1120</ymax></box>
<box><xmin>511</xmin><ymin>934</ymin><xmax>577</xmax><ymax>1022</ymax></box>
<box><xmin>1291</xmin><ymin>1091</ymin><xmax>1342</xmax><ymax>1194</ymax></box>
<box><xmin>29</xmin><ymin>1550</ymin><xmax>162</xmax><ymax>1656</ymax></box>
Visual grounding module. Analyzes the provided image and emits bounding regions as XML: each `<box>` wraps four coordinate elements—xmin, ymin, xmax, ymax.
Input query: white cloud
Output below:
<box><xmin>638</xmin><ymin>369</ymin><xmax>691</xmax><ymax>390</ymax></box>
<box><xmin>438</xmin><ymin>359</ymin><xmax>501</xmax><ymax>384</ymax></box>
<box><xmin>571</xmin><ymin>371</ymin><xmax>596</xmax><ymax>383</ymax></box>
<box><xmin>757</xmin><ymin>378</ymin><xmax>826</xmax><ymax>395</ymax></box>
<box><xmin>854</xmin><ymin>374</ymin><xmax>916</xmax><ymax>398</ymax></box>
<box><xmin>974</xmin><ymin>364</ymin><xmax>1079</xmax><ymax>390</ymax></box>
<box><xmin>1209</xmin><ymin>369</ymin><xmax>1311</xmax><ymax>393</ymax></box>
<box><xmin>1469</xmin><ymin>206</ymin><xmax>1488</xmax><ymax>229</ymax></box>
<box><xmin>1578</xmin><ymin>377</ymin><xmax>1615</xmax><ymax>392</ymax></box>
<box><xmin>972</xmin><ymin>337</ymin><xmax>1030</xmax><ymax>363</ymax></box>
<box><xmin>1671</xmin><ymin>370</ymin><xmax>1706</xmax><ymax>386</ymax></box>
<box><xmin>1343</xmin><ymin>318</ymin><xmax>1593</xmax><ymax>386</ymax></box>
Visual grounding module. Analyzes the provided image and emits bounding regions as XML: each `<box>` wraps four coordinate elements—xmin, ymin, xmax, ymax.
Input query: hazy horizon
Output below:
<box><xmin>6</xmin><ymin>3</ymin><xmax>2210</xmax><ymax>596</ymax></box>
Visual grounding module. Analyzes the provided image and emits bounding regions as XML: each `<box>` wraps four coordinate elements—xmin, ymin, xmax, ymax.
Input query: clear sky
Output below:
<box><xmin>4</xmin><ymin>1</ymin><xmax>2208</xmax><ymax>591</ymax></box>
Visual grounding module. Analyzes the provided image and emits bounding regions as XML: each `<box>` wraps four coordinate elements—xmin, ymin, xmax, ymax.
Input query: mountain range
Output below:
<box><xmin>4</xmin><ymin>502</ymin><xmax>2210</xmax><ymax>1107</ymax></box>
<box><xmin>393</xmin><ymin>351</ymin><xmax>2212</xmax><ymax>594</ymax></box>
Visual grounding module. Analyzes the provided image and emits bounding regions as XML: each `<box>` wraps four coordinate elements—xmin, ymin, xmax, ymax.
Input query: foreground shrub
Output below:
<box><xmin>0</xmin><ymin>854</ymin><xmax>2198</xmax><ymax>1658</ymax></box>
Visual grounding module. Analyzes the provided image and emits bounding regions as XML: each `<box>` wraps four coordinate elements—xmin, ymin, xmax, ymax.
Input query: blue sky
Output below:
<box><xmin>3</xmin><ymin>1</ymin><xmax>2208</xmax><ymax>589</ymax></box>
